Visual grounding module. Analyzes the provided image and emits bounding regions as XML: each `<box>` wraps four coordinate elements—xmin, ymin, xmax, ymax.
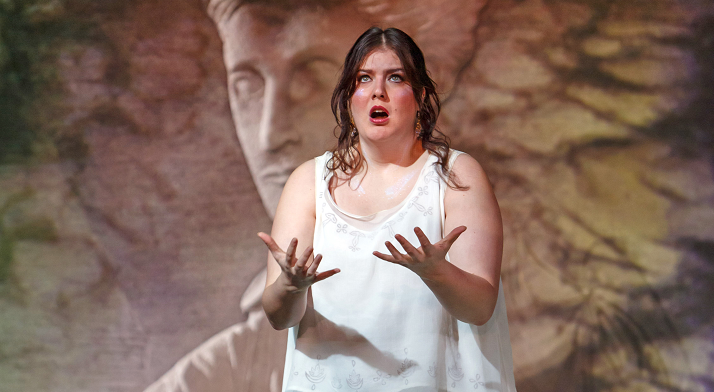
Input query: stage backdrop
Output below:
<box><xmin>1</xmin><ymin>0</ymin><xmax>713</xmax><ymax>391</ymax></box>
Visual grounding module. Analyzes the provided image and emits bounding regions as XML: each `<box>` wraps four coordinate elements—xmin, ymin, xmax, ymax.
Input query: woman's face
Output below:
<box><xmin>350</xmin><ymin>48</ymin><xmax>419</xmax><ymax>145</ymax></box>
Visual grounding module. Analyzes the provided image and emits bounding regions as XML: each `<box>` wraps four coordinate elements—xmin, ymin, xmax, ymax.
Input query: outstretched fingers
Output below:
<box><xmin>293</xmin><ymin>245</ymin><xmax>313</xmax><ymax>273</ymax></box>
<box><xmin>441</xmin><ymin>226</ymin><xmax>467</xmax><ymax>249</ymax></box>
<box><xmin>257</xmin><ymin>232</ymin><xmax>280</xmax><ymax>253</ymax></box>
<box><xmin>372</xmin><ymin>250</ymin><xmax>397</xmax><ymax>263</ymax></box>
<box><xmin>285</xmin><ymin>238</ymin><xmax>298</xmax><ymax>264</ymax></box>
<box><xmin>257</xmin><ymin>232</ymin><xmax>289</xmax><ymax>268</ymax></box>
<box><xmin>394</xmin><ymin>234</ymin><xmax>420</xmax><ymax>258</ymax></box>
<box><xmin>305</xmin><ymin>253</ymin><xmax>322</xmax><ymax>275</ymax></box>
<box><xmin>308</xmin><ymin>254</ymin><xmax>340</xmax><ymax>283</ymax></box>
<box><xmin>314</xmin><ymin>268</ymin><xmax>340</xmax><ymax>283</ymax></box>
<box><xmin>413</xmin><ymin>227</ymin><xmax>432</xmax><ymax>253</ymax></box>
<box><xmin>387</xmin><ymin>241</ymin><xmax>406</xmax><ymax>260</ymax></box>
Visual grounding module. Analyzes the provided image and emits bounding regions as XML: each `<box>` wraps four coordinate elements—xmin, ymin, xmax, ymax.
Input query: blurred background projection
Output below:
<box><xmin>0</xmin><ymin>0</ymin><xmax>713</xmax><ymax>391</ymax></box>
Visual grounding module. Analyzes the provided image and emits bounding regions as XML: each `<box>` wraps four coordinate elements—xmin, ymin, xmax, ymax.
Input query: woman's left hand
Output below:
<box><xmin>373</xmin><ymin>226</ymin><xmax>467</xmax><ymax>279</ymax></box>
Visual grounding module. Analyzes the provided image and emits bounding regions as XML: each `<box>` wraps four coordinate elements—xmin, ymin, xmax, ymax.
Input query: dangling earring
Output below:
<box><xmin>415</xmin><ymin>114</ymin><xmax>422</xmax><ymax>137</ymax></box>
<box><xmin>348</xmin><ymin>108</ymin><xmax>358</xmax><ymax>138</ymax></box>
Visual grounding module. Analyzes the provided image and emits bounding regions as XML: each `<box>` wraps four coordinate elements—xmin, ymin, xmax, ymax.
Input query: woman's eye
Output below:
<box><xmin>389</xmin><ymin>74</ymin><xmax>403</xmax><ymax>82</ymax></box>
<box><xmin>358</xmin><ymin>75</ymin><xmax>371</xmax><ymax>83</ymax></box>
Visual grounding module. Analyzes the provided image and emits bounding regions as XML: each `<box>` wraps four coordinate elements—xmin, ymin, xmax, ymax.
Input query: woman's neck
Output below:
<box><xmin>357</xmin><ymin>135</ymin><xmax>425</xmax><ymax>170</ymax></box>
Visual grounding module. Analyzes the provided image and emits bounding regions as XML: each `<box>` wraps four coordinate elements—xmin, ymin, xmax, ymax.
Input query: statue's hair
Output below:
<box><xmin>204</xmin><ymin>0</ymin><xmax>241</xmax><ymax>23</ymax></box>
<box><xmin>204</xmin><ymin>0</ymin><xmax>348</xmax><ymax>23</ymax></box>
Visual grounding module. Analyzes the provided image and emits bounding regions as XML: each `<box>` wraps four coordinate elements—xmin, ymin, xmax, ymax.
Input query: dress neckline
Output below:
<box><xmin>323</xmin><ymin>152</ymin><xmax>436</xmax><ymax>226</ymax></box>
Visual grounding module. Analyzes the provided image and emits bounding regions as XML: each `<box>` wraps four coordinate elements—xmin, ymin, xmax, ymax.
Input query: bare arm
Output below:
<box><xmin>260</xmin><ymin>160</ymin><xmax>339</xmax><ymax>330</ymax></box>
<box><xmin>374</xmin><ymin>154</ymin><xmax>503</xmax><ymax>325</ymax></box>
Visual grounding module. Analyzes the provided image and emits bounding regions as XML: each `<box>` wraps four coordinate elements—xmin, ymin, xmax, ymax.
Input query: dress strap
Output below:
<box><xmin>440</xmin><ymin>149</ymin><xmax>465</xmax><ymax>237</ymax></box>
<box><xmin>314</xmin><ymin>152</ymin><xmax>330</xmax><ymax>217</ymax></box>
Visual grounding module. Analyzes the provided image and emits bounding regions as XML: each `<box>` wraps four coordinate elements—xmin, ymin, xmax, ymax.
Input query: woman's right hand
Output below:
<box><xmin>258</xmin><ymin>232</ymin><xmax>340</xmax><ymax>292</ymax></box>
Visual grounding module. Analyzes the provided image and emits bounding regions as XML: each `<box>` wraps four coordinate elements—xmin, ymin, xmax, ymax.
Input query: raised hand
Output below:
<box><xmin>258</xmin><ymin>233</ymin><xmax>340</xmax><ymax>292</ymax></box>
<box><xmin>373</xmin><ymin>226</ymin><xmax>467</xmax><ymax>278</ymax></box>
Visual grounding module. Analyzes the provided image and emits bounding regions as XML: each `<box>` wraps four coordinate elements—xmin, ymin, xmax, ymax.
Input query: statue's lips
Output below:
<box><xmin>259</xmin><ymin>168</ymin><xmax>294</xmax><ymax>186</ymax></box>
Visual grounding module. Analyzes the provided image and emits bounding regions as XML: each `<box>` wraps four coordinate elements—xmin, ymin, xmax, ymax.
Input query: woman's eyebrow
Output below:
<box><xmin>358</xmin><ymin>68</ymin><xmax>405</xmax><ymax>73</ymax></box>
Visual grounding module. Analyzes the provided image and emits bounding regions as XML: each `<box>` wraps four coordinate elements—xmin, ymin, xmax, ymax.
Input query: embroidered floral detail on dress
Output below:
<box><xmin>417</xmin><ymin>185</ymin><xmax>429</xmax><ymax>196</ymax></box>
<box><xmin>305</xmin><ymin>357</ymin><xmax>326</xmax><ymax>389</ymax></box>
<box><xmin>346</xmin><ymin>360</ymin><xmax>363</xmax><ymax>390</ymax></box>
<box><xmin>428</xmin><ymin>362</ymin><xmax>438</xmax><ymax>378</ymax></box>
<box><xmin>331</xmin><ymin>376</ymin><xmax>343</xmax><ymax>389</ymax></box>
<box><xmin>470</xmin><ymin>374</ymin><xmax>485</xmax><ymax>389</ymax></box>
<box><xmin>424</xmin><ymin>170</ymin><xmax>439</xmax><ymax>184</ymax></box>
<box><xmin>381</xmin><ymin>211</ymin><xmax>407</xmax><ymax>237</ymax></box>
<box><xmin>372</xmin><ymin>370</ymin><xmax>392</xmax><ymax>385</ymax></box>
<box><xmin>323</xmin><ymin>213</ymin><xmax>337</xmax><ymax>227</ymax></box>
<box><xmin>348</xmin><ymin>231</ymin><xmax>365</xmax><ymax>252</ymax></box>
<box><xmin>408</xmin><ymin>197</ymin><xmax>433</xmax><ymax>216</ymax></box>
<box><xmin>397</xmin><ymin>348</ymin><xmax>416</xmax><ymax>385</ymax></box>
<box><xmin>346</xmin><ymin>370</ymin><xmax>363</xmax><ymax>390</ymax></box>
<box><xmin>336</xmin><ymin>223</ymin><xmax>347</xmax><ymax>233</ymax></box>
<box><xmin>397</xmin><ymin>359</ymin><xmax>416</xmax><ymax>385</ymax></box>
<box><xmin>381</xmin><ymin>221</ymin><xmax>397</xmax><ymax>237</ymax></box>
<box><xmin>447</xmin><ymin>360</ymin><xmax>464</xmax><ymax>388</ymax></box>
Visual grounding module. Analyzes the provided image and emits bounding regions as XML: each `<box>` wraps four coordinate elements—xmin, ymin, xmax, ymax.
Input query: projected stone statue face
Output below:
<box><xmin>206</xmin><ymin>0</ymin><xmax>483</xmax><ymax>217</ymax></box>
<box><xmin>215</xmin><ymin>4</ymin><xmax>371</xmax><ymax>217</ymax></box>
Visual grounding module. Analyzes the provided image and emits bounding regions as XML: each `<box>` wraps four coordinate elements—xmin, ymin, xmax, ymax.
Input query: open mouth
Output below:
<box><xmin>370</xmin><ymin>110</ymin><xmax>388</xmax><ymax>119</ymax></box>
<box><xmin>369</xmin><ymin>106</ymin><xmax>389</xmax><ymax>122</ymax></box>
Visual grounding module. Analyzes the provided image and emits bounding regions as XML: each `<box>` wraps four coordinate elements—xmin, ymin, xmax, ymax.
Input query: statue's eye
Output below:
<box><xmin>290</xmin><ymin>59</ymin><xmax>340</xmax><ymax>102</ymax></box>
<box><xmin>231</xmin><ymin>69</ymin><xmax>264</xmax><ymax>102</ymax></box>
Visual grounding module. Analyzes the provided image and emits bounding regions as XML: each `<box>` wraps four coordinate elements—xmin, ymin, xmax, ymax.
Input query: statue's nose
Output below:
<box><xmin>258</xmin><ymin>78</ymin><xmax>301</xmax><ymax>152</ymax></box>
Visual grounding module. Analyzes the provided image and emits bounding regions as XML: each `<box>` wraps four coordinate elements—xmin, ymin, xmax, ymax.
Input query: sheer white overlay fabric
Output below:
<box><xmin>282</xmin><ymin>150</ymin><xmax>516</xmax><ymax>392</ymax></box>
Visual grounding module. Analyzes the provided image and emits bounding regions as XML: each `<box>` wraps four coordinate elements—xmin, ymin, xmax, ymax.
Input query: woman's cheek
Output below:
<box><xmin>393</xmin><ymin>87</ymin><xmax>415</xmax><ymax>102</ymax></box>
<box><xmin>350</xmin><ymin>88</ymin><xmax>369</xmax><ymax>118</ymax></box>
<box><xmin>392</xmin><ymin>88</ymin><xmax>418</xmax><ymax>113</ymax></box>
<box><xmin>351</xmin><ymin>87</ymin><xmax>369</xmax><ymax>102</ymax></box>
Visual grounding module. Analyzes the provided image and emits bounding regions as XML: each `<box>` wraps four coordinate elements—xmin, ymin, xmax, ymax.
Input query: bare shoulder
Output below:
<box><xmin>448</xmin><ymin>153</ymin><xmax>492</xmax><ymax>194</ymax></box>
<box><xmin>284</xmin><ymin>159</ymin><xmax>316</xmax><ymax>189</ymax></box>
<box><xmin>275</xmin><ymin>158</ymin><xmax>318</xmax><ymax>218</ymax></box>
<box><xmin>443</xmin><ymin>152</ymin><xmax>500</xmax><ymax>226</ymax></box>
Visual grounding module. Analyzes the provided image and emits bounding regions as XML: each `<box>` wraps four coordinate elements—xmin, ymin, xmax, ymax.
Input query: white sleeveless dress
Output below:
<box><xmin>282</xmin><ymin>150</ymin><xmax>517</xmax><ymax>392</ymax></box>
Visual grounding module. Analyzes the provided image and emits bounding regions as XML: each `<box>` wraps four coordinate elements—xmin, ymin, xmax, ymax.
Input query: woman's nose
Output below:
<box><xmin>259</xmin><ymin>79</ymin><xmax>301</xmax><ymax>152</ymax></box>
<box><xmin>372</xmin><ymin>78</ymin><xmax>387</xmax><ymax>100</ymax></box>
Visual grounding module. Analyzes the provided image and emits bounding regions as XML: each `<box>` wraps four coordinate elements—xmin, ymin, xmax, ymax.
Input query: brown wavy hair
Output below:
<box><xmin>329</xmin><ymin>27</ymin><xmax>464</xmax><ymax>189</ymax></box>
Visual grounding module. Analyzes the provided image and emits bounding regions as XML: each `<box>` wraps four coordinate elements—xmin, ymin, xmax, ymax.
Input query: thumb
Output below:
<box><xmin>442</xmin><ymin>226</ymin><xmax>467</xmax><ymax>248</ymax></box>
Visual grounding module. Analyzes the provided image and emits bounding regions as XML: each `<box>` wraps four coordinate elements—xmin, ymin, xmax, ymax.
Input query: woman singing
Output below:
<box><xmin>259</xmin><ymin>27</ymin><xmax>516</xmax><ymax>392</ymax></box>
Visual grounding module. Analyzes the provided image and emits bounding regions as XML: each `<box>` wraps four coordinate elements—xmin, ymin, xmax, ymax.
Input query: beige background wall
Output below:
<box><xmin>1</xmin><ymin>0</ymin><xmax>713</xmax><ymax>391</ymax></box>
